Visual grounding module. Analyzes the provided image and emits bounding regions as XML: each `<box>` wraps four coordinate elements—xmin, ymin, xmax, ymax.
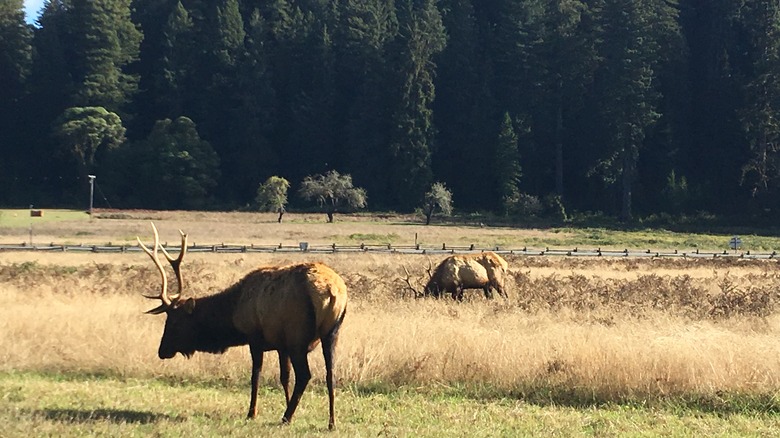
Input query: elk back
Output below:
<box><xmin>231</xmin><ymin>263</ymin><xmax>348</xmax><ymax>350</ymax></box>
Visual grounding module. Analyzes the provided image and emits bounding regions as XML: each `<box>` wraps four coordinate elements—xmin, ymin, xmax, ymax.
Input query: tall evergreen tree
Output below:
<box><xmin>15</xmin><ymin>0</ymin><xmax>76</xmax><ymax>204</ymax></box>
<box><xmin>0</xmin><ymin>0</ymin><xmax>31</xmax><ymax>109</ymax></box>
<box><xmin>68</xmin><ymin>0</ymin><xmax>142</xmax><ymax>114</ymax></box>
<box><xmin>489</xmin><ymin>0</ymin><xmax>544</xmax><ymax>117</ymax></box>
<box><xmin>225</xmin><ymin>8</ymin><xmax>278</xmax><ymax>204</ymax></box>
<box><xmin>286</xmin><ymin>18</ymin><xmax>339</xmax><ymax>180</ymax></box>
<box><xmin>495</xmin><ymin>112</ymin><xmax>523</xmax><ymax>214</ymax></box>
<box><xmin>678</xmin><ymin>0</ymin><xmax>746</xmax><ymax>213</ymax></box>
<box><xmin>589</xmin><ymin>0</ymin><xmax>677</xmax><ymax>221</ymax></box>
<box><xmin>29</xmin><ymin>0</ymin><xmax>72</xmax><ymax>108</ymax></box>
<box><xmin>0</xmin><ymin>0</ymin><xmax>32</xmax><ymax>203</ymax></box>
<box><xmin>153</xmin><ymin>1</ymin><xmax>195</xmax><ymax>121</ymax></box>
<box><xmin>263</xmin><ymin>1</ymin><xmax>341</xmax><ymax>188</ymax></box>
<box><xmin>480</xmin><ymin>0</ymin><xmax>545</xmax><ymax>205</ymax></box>
<box><xmin>635</xmin><ymin>0</ymin><xmax>689</xmax><ymax>216</ymax></box>
<box><xmin>195</xmin><ymin>0</ymin><xmax>248</xmax><ymax>202</ymax></box>
<box><xmin>433</xmin><ymin>0</ymin><xmax>497</xmax><ymax>211</ymax></box>
<box><xmin>527</xmin><ymin>0</ymin><xmax>597</xmax><ymax>205</ymax></box>
<box><xmin>387</xmin><ymin>0</ymin><xmax>446</xmax><ymax>210</ymax></box>
<box><xmin>214</xmin><ymin>0</ymin><xmax>244</xmax><ymax>65</ymax></box>
<box><xmin>738</xmin><ymin>0</ymin><xmax>780</xmax><ymax>211</ymax></box>
<box><xmin>22</xmin><ymin>0</ymin><xmax>142</xmax><ymax>203</ymax></box>
<box><xmin>335</xmin><ymin>0</ymin><xmax>398</xmax><ymax>208</ymax></box>
<box><xmin>130</xmin><ymin>0</ymin><xmax>196</xmax><ymax>134</ymax></box>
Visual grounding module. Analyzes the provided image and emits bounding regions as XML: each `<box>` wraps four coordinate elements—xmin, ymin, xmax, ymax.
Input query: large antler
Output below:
<box><xmin>137</xmin><ymin>222</ymin><xmax>186</xmax><ymax>314</ymax></box>
<box><xmin>160</xmin><ymin>229</ymin><xmax>188</xmax><ymax>300</ymax></box>
<box><xmin>424</xmin><ymin>257</ymin><xmax>434</xmax><ymax>281</ymax></box>
<box><xmin>401</xmin><ymin>265</ymin><xmax>423</xmax><ymax>298</ymax></box>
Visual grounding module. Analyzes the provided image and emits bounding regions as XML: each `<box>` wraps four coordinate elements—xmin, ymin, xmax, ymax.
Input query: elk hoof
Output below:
<box><xmin>281</xmin><ymin>416</ymin><xmax>291</xmax><ymax>425</ymax></box>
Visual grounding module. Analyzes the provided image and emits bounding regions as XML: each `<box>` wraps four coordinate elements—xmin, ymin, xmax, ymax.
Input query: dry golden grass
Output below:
<box><xmin>3</xmin><ymin>248</ymin><xmax>780</xmax><ymax>405</ymax></box>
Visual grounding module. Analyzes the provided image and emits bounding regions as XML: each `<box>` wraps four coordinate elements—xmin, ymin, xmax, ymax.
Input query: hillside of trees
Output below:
<box><xmin>2</xmin><ymin>0</ymin><xmax>780</xmax><ymax>222</ymax></box>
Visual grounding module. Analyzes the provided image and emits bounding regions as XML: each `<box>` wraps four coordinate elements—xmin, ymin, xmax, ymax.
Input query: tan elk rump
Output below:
<box><xmin>137</xmin><ymin>223</ymin><xmax>348</xmax><ymax>429</ymax></box>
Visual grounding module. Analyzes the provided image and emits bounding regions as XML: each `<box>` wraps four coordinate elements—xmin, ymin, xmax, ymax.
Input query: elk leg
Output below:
<box><xmin>483</xmin><ymin>287</ymin><xmax>492</xmax><ymax>299</ymax></box>
<box><xmin>322</xmin><ymin>330</ymin><xmax>339</xmax><ymax>429</ymax></box>
<box><xmin>281</xmin><ymin>351</ymin><xmax>311</xmax><ymax>425</ymax></box>
<box><xmin>278</xmin><ymin>351</ymin><xmax>291</xmax><ymax>405</ymax></box>
<box><xmin>456</xmin><ymin>287</ymin><xmax>465</xmax><ymax>302</ymax></box>
<box><xmin>248</xmin><ymin>345</ymin><xmax>264</xmax><ymax>419</ymax></box>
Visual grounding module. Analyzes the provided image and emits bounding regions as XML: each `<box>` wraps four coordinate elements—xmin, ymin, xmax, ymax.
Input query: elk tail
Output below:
<box><xmin>327</xmin><ymin>305</ymin><xmax>347</xmax><ymax>340</ymax></box>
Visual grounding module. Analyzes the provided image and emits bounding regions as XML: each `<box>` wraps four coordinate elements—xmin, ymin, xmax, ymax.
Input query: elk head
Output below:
<box><xmin>420</xmin><ymin>258</ymin><xmax>445</xmax><ymax>297</ymax></box>
<box><xmin>401</xmin><ymin>259</ymin><xmax>436</xmax><ymax>298</ymax></box>
<box><xmin>138</xmin><ymin>222</ymin><xmax>196</xmax><ymax>359</ymax></box>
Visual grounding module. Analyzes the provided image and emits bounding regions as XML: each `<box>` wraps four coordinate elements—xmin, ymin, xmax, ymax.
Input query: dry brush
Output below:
<box><xmin>2</xmin><ymin>252</ymin><xmax>780</xmax><ymax>406</ymax></box>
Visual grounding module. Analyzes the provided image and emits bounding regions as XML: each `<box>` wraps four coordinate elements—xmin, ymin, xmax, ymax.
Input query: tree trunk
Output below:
<box><xmin>620</xmin><ymin>145</ymin><xmax>634</xmax><ymax>222</ymax></box>
<box><xmin>555</xmin><ymin>82</ymin><xmax>564</xmax><ymax>200</ymax></box>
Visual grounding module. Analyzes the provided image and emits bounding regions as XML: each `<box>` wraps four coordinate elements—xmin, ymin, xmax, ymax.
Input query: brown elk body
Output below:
<box><xmin>138</xmin><ymin>224</ymin><xmax>348</xmax><ymax>429</ymax></box>
<box><xmin>424</xmin><ymin>252</ymin><xmax>509</xmax><ymax>300</ymax></box>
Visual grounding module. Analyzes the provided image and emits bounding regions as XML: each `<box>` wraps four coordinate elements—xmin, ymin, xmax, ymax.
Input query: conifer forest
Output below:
<box><xmin>2</xmin><ymin>0</ymin><xmax>780</xmax><ymax>222</ymax></box>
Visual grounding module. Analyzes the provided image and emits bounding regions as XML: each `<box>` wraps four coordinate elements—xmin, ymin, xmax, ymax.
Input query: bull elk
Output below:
<box><xmin>405</xmin><ymin>252</ymin><xmax>509</xmax><ymax>301</ymax></box>
<box><xmin>137</xmin><ymin>223</ymin><xmax>348</xmax><ymax>429</ymax></box>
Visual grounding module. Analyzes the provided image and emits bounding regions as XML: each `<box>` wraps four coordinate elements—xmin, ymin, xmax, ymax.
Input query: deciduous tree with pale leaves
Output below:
<box><xmin>298</xmin><ymin>170</ymin><xmax>367</xmax><ymax>222</ymax></box>
<box><xmin>421</xmin><ymin>182</ymin><xmax>453</xmax><ymax>225</ymax></box>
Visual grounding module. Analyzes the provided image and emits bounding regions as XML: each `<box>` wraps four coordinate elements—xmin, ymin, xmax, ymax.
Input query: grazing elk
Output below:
<box><xmin>137</xmin><ymin>223</ymin><xmax>348</xmax><ymax>429</ymax></box>
<box><xmin>407</xmin><ymin>252</ymin><xmax>509</xmax><ymax>301</ymax></box>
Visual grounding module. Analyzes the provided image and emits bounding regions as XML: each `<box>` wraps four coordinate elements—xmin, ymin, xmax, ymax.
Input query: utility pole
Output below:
<box><xmin>88</xmin><ymin>175</ymin><xmax>96</xmax><ymax>219</ymax></box>
<box><xmin>29</xmin><ymin>204</ymin><xmax>33</xmax><ymax>246</ymax></box>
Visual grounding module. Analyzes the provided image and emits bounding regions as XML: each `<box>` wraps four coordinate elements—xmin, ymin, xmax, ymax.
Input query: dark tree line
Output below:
<box><xmin>3</xmin><ymin>0</ymin><xmax>780</xmax><ymax>221</ymax></box>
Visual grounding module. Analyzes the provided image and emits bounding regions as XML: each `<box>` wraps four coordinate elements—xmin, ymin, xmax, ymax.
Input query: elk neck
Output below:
<box><xmin>189</xmin><ymin>286</ymin><xmax>248</xmax><ymax>354</ymax></box>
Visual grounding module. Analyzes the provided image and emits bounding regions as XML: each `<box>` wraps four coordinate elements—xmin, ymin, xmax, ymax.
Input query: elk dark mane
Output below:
<box><xmin>190</xmin><ymin>288</ymin><xmax>247</xmax><ymax>354</ymax></box>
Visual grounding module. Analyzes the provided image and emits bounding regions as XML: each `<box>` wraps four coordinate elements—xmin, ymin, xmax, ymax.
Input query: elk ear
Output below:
<box><xmin>183</xmin><ymin>298</ymin><xmax>196</xmax><ymax>314</ymax></box>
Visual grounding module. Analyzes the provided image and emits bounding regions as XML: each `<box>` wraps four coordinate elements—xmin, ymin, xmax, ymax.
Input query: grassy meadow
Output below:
<box><xmin>2</xmin><ymin>210</ymin><xmax>780</xmax><ymax>436</ymax></box>
<box><xmin>3</xmin><ymin>207</ymin><xmax>780</xmax><ymax>251</ymax></box>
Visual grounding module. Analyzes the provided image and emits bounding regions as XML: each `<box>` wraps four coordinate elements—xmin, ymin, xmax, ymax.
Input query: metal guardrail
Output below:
<box><xmin>0</xmin><ymin>242</ymin><xmax>776</xmax><ymax>259</ymax></box>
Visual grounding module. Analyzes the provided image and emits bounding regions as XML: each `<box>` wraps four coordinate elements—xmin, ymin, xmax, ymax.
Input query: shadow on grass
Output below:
<box><xmin>39</xmin><ymin>408</ymin><xmax>180</xmax><ymax>424</ymax></box>
<box><xmin>348</xmin><ymin>382</ymin><xmax>780</xmax><ymax>417</ymax></box>
<box><xmin>505</xmin><ymin>387</ymin><xmax>780</xmax><ymax>417</ymax></box>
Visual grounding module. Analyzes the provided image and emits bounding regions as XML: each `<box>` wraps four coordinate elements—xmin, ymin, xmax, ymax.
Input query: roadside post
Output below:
<box><xmin>88</xmin><ymin>175</ymin><xmax>96</xmax><ymax>220</ymax></box>
<box><xmin>729</xmin><ymin>236</ymin><xmax>742</xmax><ymax>253</ymax></box>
